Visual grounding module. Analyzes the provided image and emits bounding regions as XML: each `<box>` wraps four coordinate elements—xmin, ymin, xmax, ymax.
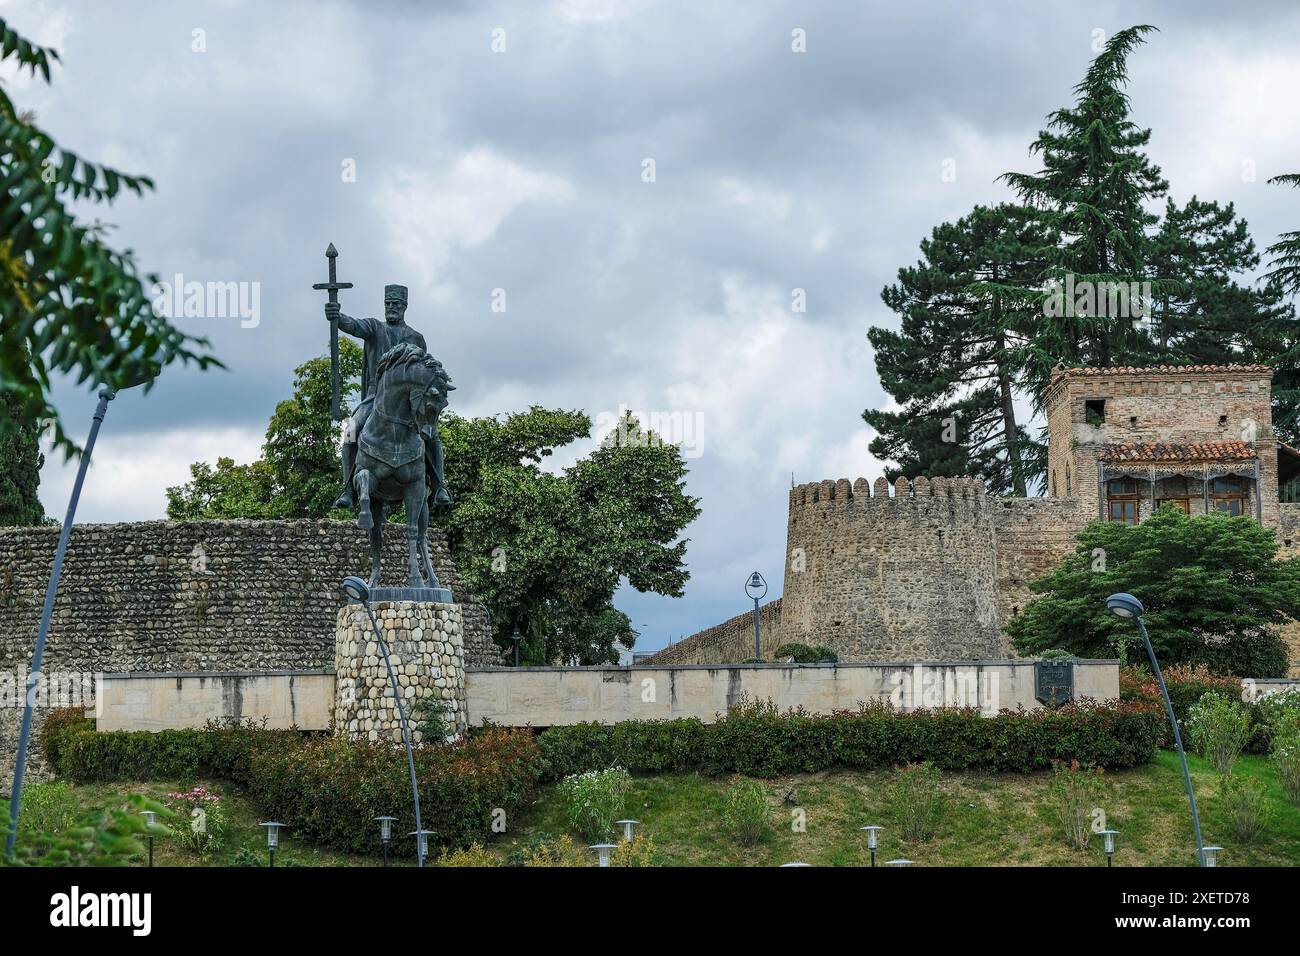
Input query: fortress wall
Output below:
<box><xmin>991</xmin><ymin>497</ymin><xmax>1091</xmax><ymax>652</ymax></box>
<box><xmin>640</xmin><ymin>600</ymin><xmax>782</xmax><ymax>665</ymax></box>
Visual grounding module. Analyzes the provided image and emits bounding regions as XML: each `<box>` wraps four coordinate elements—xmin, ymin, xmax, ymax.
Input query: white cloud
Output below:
<box><xmin>719</xmin><ymin>176</ymin><xmax>793</xmax><ymax>220</ymax></box>
<box><xmin>377</xmin><ymin>148</ymin><xmax>575</xmax><ymax>291</ymax></box>
<box><xmin>554</xmin><ymin>0</ymin><xmax>655</xmax><ymax>24</ymax></box>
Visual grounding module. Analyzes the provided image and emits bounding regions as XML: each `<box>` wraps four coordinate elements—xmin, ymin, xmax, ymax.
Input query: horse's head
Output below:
<box><xmin>375</xmin><ymin>344</ymin><xmax>454</xmax><ymax>439</ymax></box>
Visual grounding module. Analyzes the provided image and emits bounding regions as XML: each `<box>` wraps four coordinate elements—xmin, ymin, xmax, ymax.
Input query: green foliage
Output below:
<box><xmin>1215</xmin><ymin>774</ymin><xmax>1270</xmax><ymax>844</ymax></box>
<box><xmin>610</xmin><ymin>831</ymin><xmax>658</xmax><ymax>866</ymax></box>
<box><xmin>434</xmin><ymin>843</ymin><xmax>499</xmax><ymax>867</ymax></box>
<box><xmin>0</xmin><ymin>362</ymin><xmax>44</xmax><ymax>525</ymax></box>
<box><xmin>867</xmin><ymin>203</ymin><xmax>1049</xmax><ymax>494</ymax></box>
<box><xmin>515</xmin><ymin>833</ymin><xmax>587</xmax><ymax>867</ymax></box>
<box><xmin>888</xmin><ymin>762</ymin><xmax>947</xmax><ymax>843</ymax></box>
<box><xmin>773</xmin><ymin>642</ymin><xmax>838</xmax><ymax>663</ymax></box>
<box><xmin>5</xmin><ymin>793</ymin><xmax>172</xmax><ymax>867</ymax></box>
<box><xmin>440</xmin><ymin>408</ymin><xmax>699</xmax><ymax>665</ymax></box>
<box><xmin>41</xmin><ymin>710</ymin><xmax>544</xmax><ymax>856</ymax></box>
<box><xmin>1271</xmin><ymin>728</ymin><xmax>1300</xmax><ymax>806</ymax></box>
<box><xmin>557</xmin><ymin>766</ymin><xmax>631</xmax><ymax>842</ymax></box>
<box><xmin>1254</xmin><ymin>689</ymin><xmax>1300</xmax><ymax>740</ymax></box>
<box><xmin>164</xmin><ymin>785</ymin><xmax>227</xmax><ymax>858</ymax></box>
<box><xmin>412</xmin><ymin>697</ymin><xmax>453</xmax><ymax>744</ymax></box>
<box><xmin>0</xmin><ymin>18</ymin><xmax>219</xmax><ymax>459</ymax></box>
<box><xmin>537</xmin><ymin>696</ymin><xmax>1163</xmax><ymax>780</ymax></box>
<box><xmin>1047</xmin><ymin>760</ymin><xmax>1106</xmax><ymax>850</ymax></box>
<box><xmin>1006</xmin><ymin>509</ymin><xmax>1300</xmax><ymax>675</ymax></box>
<box><xmin>1187</xmin><ymin>692</ymin><xmax>1253</xmax><ymax>774</ymax></box>
<box><xmin>722</xmin><ymin>776</ymin><xmax>772</xmax><ymax>846</ymax></box>
<box><xmin>16</xmin><ymin>780</ymin><xmax>78</xmax><ymax>838</ymax></box>
<box><xmin>166</xmin><ymin>339</ymin><xmax>363</xmax><ymax>519</ymax></box>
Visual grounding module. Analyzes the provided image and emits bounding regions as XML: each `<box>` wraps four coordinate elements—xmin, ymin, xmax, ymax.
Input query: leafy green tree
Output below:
<box><xmin>1006</xmin><ymin>507</ymin><xmax>1300</xmax><ymax>677</ymax></box>
<box><xmin>1261</xmin><ymin>173</ymin><xmax>1300</xmax><ymax>444</ymax></box>
<box><xmin>166</xmin><ymin>339</ymin><xmax>362</xmax><ymax>519</ymax></box>
<box><xmin>0</xmin><ymin>20</ymin><xmax>218</xmax><ymax>458</ymax></box>
<box><xmin>440</xmin><ymin>410</ymin><xmax>699</xmax><ymax>664</ymax></box>
<box><xmin>0</xmin><ymin>351</ymin><xmax>44</xmax><ymax>525</ymax></box>
<box><xmin>1000</xmin><ymin>24</ymin><xmax>1168</xmax><ymax>395</ymax></box>
<box><xmin>867</xmin><ymin>204</ymin><xmax>1050</xmax><ymax>494</ymax></box>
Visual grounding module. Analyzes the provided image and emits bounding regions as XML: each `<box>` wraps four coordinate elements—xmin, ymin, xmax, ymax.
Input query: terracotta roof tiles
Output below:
<box><xmin>1097</xmin><ymin>441</ymin><xmax>1257</xmax><ymax>463</ymax></box>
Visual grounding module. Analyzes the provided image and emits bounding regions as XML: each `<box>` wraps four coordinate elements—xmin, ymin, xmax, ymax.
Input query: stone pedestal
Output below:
<box><xmin>334</xmin><ymin>601</ymin><xmax>468</xmax><ymax>744</ymax></box>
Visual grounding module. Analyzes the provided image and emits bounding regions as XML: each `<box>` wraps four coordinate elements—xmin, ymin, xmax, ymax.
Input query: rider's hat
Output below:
<box><xmin>383</xmin><ymin>284</ymin><xmax>408</xmax><ymax>304</ymax></box>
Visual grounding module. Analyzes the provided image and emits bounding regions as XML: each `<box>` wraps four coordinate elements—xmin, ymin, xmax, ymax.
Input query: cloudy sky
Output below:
<box><xmin>10</xmin><ymin>0</ymin><xmax>1300</xmax><ymax>652</ymax></box>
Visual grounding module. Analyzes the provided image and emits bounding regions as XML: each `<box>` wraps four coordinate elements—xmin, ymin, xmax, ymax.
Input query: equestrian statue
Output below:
<box><xmin>314</xmin><ymin>244</ymin><xmax>454</xmax><ymax>593</ymax></box>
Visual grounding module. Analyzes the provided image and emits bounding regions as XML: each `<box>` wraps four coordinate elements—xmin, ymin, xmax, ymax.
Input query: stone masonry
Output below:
<box><xmin>334</xmin><ymin>601</ymin><xmax>468</xmax><ymax>744</ymax></box>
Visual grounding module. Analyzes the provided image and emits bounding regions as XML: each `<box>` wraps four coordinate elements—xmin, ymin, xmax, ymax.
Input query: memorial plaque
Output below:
<box><xmin>1034</xmin><ymin>659</ymin><xmax>1074</xmax><ymax>709</ymax></box>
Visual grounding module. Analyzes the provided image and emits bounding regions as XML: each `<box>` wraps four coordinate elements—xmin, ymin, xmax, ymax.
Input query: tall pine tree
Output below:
<box><xmin>0</xmin><ymin>384</ymin><xmax>44</xmax><ymax>526</ymax></box>
<box><xmin>866</xmin><ymin>204</ymin><xmax>1049</xmax><ymax>494</ymax></box>
<box><xmin>1263</xmin><ymin>173</ymin><xmax>1300</xmax><ymax>444</ymax></box>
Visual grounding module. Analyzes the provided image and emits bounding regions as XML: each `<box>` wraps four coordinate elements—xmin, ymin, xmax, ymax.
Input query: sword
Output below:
<box><xmin>312</xmin><ymin>242</ymin><xmax>353</xmax><ymax>420</ymax></box>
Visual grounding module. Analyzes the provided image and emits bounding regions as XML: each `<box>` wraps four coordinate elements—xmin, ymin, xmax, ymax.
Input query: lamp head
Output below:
<box><xmin>1106</xmin><ymin>592</ymin><xmax>1144</xmax><ymax>619</ymax></box>
<box><xmin>342</xmin><ymin>576</ymin><xmax>370</xmax><ymax>603</ymax></box>
<box><xmin>745</xmin><ymin>571</ymin><xmax>768</xmax><ymax>600</ymax></box>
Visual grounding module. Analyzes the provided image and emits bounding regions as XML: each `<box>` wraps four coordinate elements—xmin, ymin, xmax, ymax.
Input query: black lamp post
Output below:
<box><xmin>141</xmin><ymin>810</ymin><xmax>158</xmax><ymax>867</ymax></box>
<box><xmin>744</xmin><ymin>572</ymin><xmax>768</xmax><ymax>660</ymax></box>
<box><xmin>342</xmin><ymin>575</ymin><xmax>426</xmax><ymax>866</ymax></box>
<box><xmin>5</xmin><ymin>370</ymin><xmax>153</xmax><ymax>860</ymax></box>
<box><xmin>510</xmin><ymin>624</ymin><xmax>522</xmax><ymax>668</ymax></box>
<box><xmin>1106</xmin><ymin>592</ymin><xmax>1207</xmax><ymax>866</ymax></box>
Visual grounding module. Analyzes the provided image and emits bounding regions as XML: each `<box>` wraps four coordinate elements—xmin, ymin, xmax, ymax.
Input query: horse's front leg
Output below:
<box><xmin>418</xmin><ymin>499</ymin><xmax>437</xmax><ymax>587</ymax></box>
<box><xmin>402</xmin><ymin>476</ymin><xmax>427</xmax><ymax>588</ymax></box>
<box><xmin>368</xmin><ymin>499</ymin><xmax>385</xmax><ymax>588</ymax></box>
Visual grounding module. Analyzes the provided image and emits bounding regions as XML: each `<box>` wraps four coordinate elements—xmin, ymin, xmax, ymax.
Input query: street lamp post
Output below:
<box><xmin>343</xmin><ymin>575</ymin><xmax>426</xmax><ymax>866</ymax></box>
<box><xmin>5</xmin><ymin>375</ymin><xmax>151</xmax><ymax>860</ymax></box>
<box><xmin>510</xmin><ymin>624</ymin><xmax>522</xmax><ymax>668</ymax></box>
<box><xmin>744</xmin><ymin>572</ymin><xmax>768</xmax><ymax>660</ymax></box>
<box><xmin>1106</xmin><ymin>592</ymin><xmax>1207</xmax><ymax>866</ymax></box>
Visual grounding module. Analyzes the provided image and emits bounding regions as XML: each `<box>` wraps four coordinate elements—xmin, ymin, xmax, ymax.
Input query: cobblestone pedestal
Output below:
<box><xmin>333</xmin><ymin>600</ymin><xmax>467</xmax><ymax>744</ymax></box>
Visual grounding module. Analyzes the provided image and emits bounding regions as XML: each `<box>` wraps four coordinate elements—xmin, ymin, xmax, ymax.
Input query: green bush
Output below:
<box><xmin>17</xmin><ymin>781</ymin><xmax>80</xmax><ymax>839</ymax></box>
<box><xmin>722</xmin><ymin>776</ymin><xmax>772</xmax><ymax>846</ymax></box>
<box><xmin>1272</xmin><ymin>729</ymin><xmax>1300</xmax><ymax>806</ymax></box>
<box><xmin>889</xmin><ymin>762</ymin><xmax>946</xmax><ymax>843</ymax></box>
<box><xmin>557</xmin><ymin>767</ymin><xmax>631</xmax><ymax>842</ymax></box>
<box><xmin>773</xmin><ymin>642</ymin><xmax>838</xmax><ymax>664</ymax></box>
<box><xmin>41</xmin><ymin>708</ymin><xmax>544</xmax><ymax>857</ymax></box>
<box><xmin>538</xmin><ymin>696</ymin><xmax>1163</xmax><ymax>779</ymax></box>
<box><xmin>1047</xmin><ymin>760</ymin><xmax>1106</xmax><ymax>851</ymax></box>
<box><xmin>1187</xmin><ymin>692</ymin><xmax>1252</xmax><ymax>774</ymax></box>
<box><xmin>1216</xmin><ymin>775</ymin><xmax>1270</xmax><ymax>844</ymax></box>
<box><xmin>1253</xmin><ymin>688</ymin><xmax>1300</xmax><ymax>739</ymax></box>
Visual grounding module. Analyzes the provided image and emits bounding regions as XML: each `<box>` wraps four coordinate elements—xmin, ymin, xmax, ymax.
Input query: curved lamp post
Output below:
<box><xmin>745</xmin><ymin>572</ymin><xmax>768</xmax><ymax>660</ymax></box>
<box><xmin>1106</xmin><ymin>592</ymin><xmax>1207</xmax><ymax>866</ymax></box>
<box><xmin>5</xmin><ymin>371</ymin><xmax>152</xmax><ymax>859</ymax></box>
<box><xmin>343</xmin><ymin>575</ymin><xmax>426</xmax><ymax>866</ymax></box>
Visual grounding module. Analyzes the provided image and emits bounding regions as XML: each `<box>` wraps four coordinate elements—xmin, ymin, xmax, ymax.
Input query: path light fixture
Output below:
<box><xmin>1106</xmin><ymin>592</ymin><xmax>1207</xmax><ymax>866</ymax></box>
<box><xmin>1099</xmin><ymin>829</ymin><xmax>1120</xmax><ymax>867</ymax></box>
<box><xmin>375</xmin><ymin>815</ymin><xmax>398</xmax><ymax>866</ymax></box>
<box><xmin>1201</xmin><ymin>845</ymin><xmax>1222</xmax><ymax>867</ymax></box>
<box><xmin>744</xmin><ymin>571</ymin><xmax>768</xmax><ymax>660</ymax></box>
<box><xmin>779</xmin><ymin>862</ymin><xmax>811</xmax><ymax>867</ymax></box>
<box><xmin>510</xmin><ymin>624</ymin><xmax>522</xmax><ymax>667</ymax></box>
<box><xmin>590</xmin><ymin>843</ymin><xmax>617</xmax><ymax>867</ymax></box>
<box><xmin>884</xmin><ymin>859</ymin><xmax>913</xmax><ymax>867</ymax></box>
<box><xmin>343</xmin><ymin>575</ymin><xmax>426</xmax><ymax>867</ymax></box>
<box><xmin>859</xmin><ymin>825</ymin><xmax>884</xmax><ymax>867</ymax></box>
<box><xmin>615</xmin><ymin>819</ymin><xmax>640</xmax><ymax>843</ymax></box>
<box><xmin>5</xmin><ymin>368</ymin><xmax>154</xmax><ymax>859</ymax></box>
<box><xmin>411</xmin><ymin>829</ymin><xmax>434</xmax><ymax>863</ymax></box>
<box><xmin>141</xmin><ymin>811</ymin><xmax>158</xmax><ymax>868</ymax></box>
<box><xmin>260</xmin><ymin>822</ymin><xmax>285</xmax><ymax>867</ymax></box>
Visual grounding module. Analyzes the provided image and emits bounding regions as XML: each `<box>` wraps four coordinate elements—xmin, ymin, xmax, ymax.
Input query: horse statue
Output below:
<box><xmin>351</xmin><ymin>342</ymin><xmax>455</xmax><ymax>589</ymax></box>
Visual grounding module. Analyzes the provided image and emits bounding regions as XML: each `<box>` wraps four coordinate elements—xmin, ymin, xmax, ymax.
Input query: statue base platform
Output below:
<box><xmin>351</xmin><ymin>586</ymin><xmax>453</xmax><ymax>604</ymax></box>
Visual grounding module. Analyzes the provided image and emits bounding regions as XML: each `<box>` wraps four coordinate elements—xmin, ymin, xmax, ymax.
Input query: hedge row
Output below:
<box><xmin>42</xmin><ymin>711</ymin><xmax>544</xmax><ymax>855</ymax></box>
<box><xmin>1118</xmin><ymin>665</ymin><xmax>1273</xmax><ymax>753</ymax></box>
<box><xmin>535</xmin><ymin>698</ymin><xmax>1165</xmax><ymax>779</ymax></box>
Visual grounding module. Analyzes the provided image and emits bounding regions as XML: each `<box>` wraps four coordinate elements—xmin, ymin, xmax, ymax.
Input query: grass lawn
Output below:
<box><xmin>21</xmin><ymin>751</ymin><xmax>1300</xmax><ymax>866</ymax></box>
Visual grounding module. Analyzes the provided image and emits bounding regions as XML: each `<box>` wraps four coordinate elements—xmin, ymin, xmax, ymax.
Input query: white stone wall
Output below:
<box><xmin>334</xmin><ymin>601</ymin><xmax>468</xmax><ymax>744</ymax></box>
<box><xmin>94</xmin><ymin>672</ymin><xmax>333</xmax><ymax>731</ymax></box>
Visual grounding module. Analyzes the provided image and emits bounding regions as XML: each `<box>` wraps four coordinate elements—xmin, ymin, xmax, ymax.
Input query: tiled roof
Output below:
<box><xmin>1059</xmin><ymin>363</ymin><xmax>1272</xmax><ymax>377</ymax></box>
<box><xmin>1098</xmin><ymin>441</ymin><xmax>1257</xmax><ymax>463</ymax></box>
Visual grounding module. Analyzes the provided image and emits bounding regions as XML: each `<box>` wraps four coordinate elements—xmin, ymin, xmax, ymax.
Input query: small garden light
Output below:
<box><xmin>859</xmin><ymin>825</ymin><xmax>884</xmax><ymax>867</ymax></box>
<box><xmin>140</xmin><ymin>811</ymin><xmax>158</xmax><ymax>868</ymax></box>
<box><xmin>1105</xmin><ymin>592</ymin><xmax>1207</xmax><ymax>866</ymax></box>
<box><xmin>260</xmin><ymin>822</ymin><xmax>285</xmax><ymax>867</ymax></box>
<box><xmin>590</xmin><ymin>843</ymin><xmax>617</xmax><ymax>867</ymax></box>
<box><xmin>1099</xmin><ymin>829</ymin><xmax>1120</xmax><ymax>867</ymax></box>
<box><xmin>375</xmin><ymin>815</ymin><xmax>398</xmax><ymax>866</ymax></box>
<box><xmin>1201</xmin><ymin>845</ymin><xmax>1222</xmax><ymax>867</ymax></box>
<box><xmin>411</xmin><ymin>829</ymin><xmax>434</xmax><ymax>863</ymax></box>
<box><xmin>615</xmin><ymin>819</ymin><xmax>640</xmax><ymax>842</ymax></box>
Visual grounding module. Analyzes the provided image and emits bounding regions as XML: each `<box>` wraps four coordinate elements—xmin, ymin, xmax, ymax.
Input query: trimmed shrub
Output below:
<box><xmin>538</xmin><ymin>696</ymin><xmax>1163</xmax><ymax>779</ymax></box>
<box><xmin>42</xmin><ymin>709</ymin><xmax>544</xmax><ymax>856</ymax></box>
<box><xmin>773</xmin><ymin>642</ymin><xmax>838</xmax><ymax>664</ymax></box>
